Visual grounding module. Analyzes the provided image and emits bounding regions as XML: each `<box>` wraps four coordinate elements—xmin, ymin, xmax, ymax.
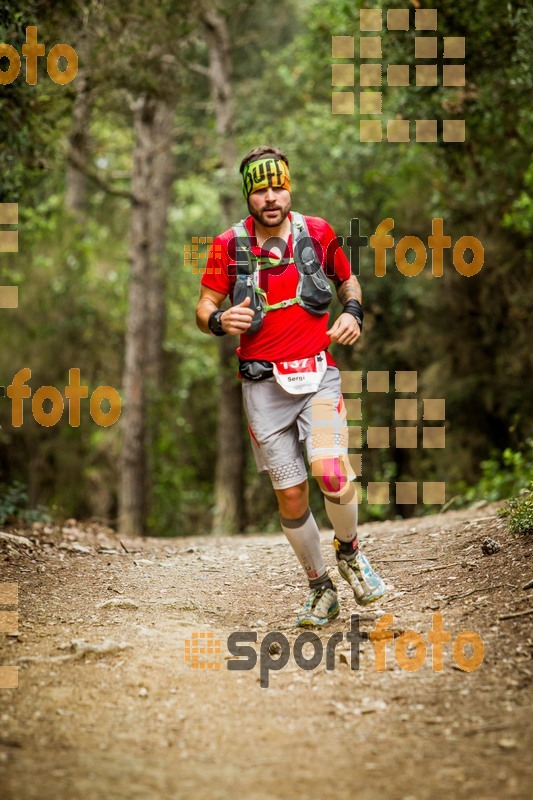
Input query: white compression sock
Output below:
<box><xmin>280</xmin><ymin>507</ymin><xmax>327</xmax><ymax>582</ymax></box>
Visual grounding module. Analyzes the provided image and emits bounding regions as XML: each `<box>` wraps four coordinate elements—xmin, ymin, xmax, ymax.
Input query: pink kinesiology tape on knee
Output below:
<box><xmin>321</xmin><ymin>458</ymin><xmax>349</xmax><ymax>496</ymax></box>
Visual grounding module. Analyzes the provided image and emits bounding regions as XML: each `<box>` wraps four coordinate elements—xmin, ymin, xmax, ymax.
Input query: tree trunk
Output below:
<box><xmin>145</xmin><ymin>99</ymin><xmax>176</xmax><ymax>387</ymax></box>
<box><xmin>202</xmin><ymin>1</ymin><xmax>246</xmax><ymax>534</ymax></box>
<box><xmin>119</xmin><ymin>93</ymin><xmax>176</xmax><ymax>537</ymax></box>
<box><xmin>65</xmin><ymin>36</ymin><xmax>92</xmax><ymax>218</ymax></box>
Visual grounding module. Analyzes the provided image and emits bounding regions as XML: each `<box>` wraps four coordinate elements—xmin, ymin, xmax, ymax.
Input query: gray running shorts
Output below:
<box><xmin>242</xmin><ymin>366</ymin><xmax>354</xmax><ymax>490</ymax></box>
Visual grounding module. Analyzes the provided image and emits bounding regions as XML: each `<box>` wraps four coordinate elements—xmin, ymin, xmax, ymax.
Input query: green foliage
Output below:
<box><xmin>457</xmin><ymin>440</ymin><xmax>533</xmax><ymax>504</ymax></box>
<box><xmin>0</xmin><ymin>190</ymin><xmax>126</xmax><ymax>520</ymax></box>
<box><xmin>501</xmin><ymin>484</ymin><xmax>533</xmax><ymax>536</ymax></box>
<box><xmin>0</xmin><ymin>481</ymin><xmax>51</xmax><ymax>526</ymax></box>
<box><xmin>504</xmin><ymin>160</ymin><xmax>533</xmax><ymax>238</ymax></box>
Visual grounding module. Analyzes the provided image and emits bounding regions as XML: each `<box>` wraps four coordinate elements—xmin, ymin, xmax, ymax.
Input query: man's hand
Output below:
<box><xmin>327</xmin><ymin>312</ymin><xmax>361</xmax><ymax>345</ymax></box>
<box><xmin>221</xmin><ymin>297</ymin><xmax>254</xmax><ymax>335</ymax></box>
<box><xmin>196</xmin><ymin>286</ymin><xmax>254</xmax><ymax>336</ymax></box>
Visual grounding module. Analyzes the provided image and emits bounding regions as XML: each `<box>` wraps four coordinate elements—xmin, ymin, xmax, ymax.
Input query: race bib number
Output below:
<box><xmin>272</xmin><ymin>352</ymin><xmax>327</xmax><ymax>395</ymax></box>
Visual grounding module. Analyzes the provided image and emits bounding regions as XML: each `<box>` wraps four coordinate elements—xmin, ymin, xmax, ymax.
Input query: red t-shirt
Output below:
<box><xmin>201</xmin><ymin>212</ymin><xmax>351</xmax><ymax>363</ymax></box>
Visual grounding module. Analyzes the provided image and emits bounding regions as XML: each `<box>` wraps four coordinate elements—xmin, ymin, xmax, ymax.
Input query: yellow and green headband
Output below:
<box><xmin>242</xmin><ymin>157</ymin><xmax>291</xmax><ymax>199</ymax></box>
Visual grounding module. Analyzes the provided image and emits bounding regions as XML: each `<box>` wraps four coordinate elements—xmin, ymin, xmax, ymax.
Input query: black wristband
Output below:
<box><xmin>343</xmin><ymin>299</ymin><xmax>364</xmax><ymax>331</ymax></box>
<box><xmin>208</xmin><ymin>310</ymin><xmax>227</xmax><ymax>336</ymax></box>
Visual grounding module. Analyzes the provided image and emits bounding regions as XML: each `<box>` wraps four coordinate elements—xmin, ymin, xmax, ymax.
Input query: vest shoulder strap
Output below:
<box><xmin>290</xmin><ymin>211</ymin><xmax>309</xmax><ymax>241</ymax></box>
<box><xmin>231</xmin><ymin>220</ymin><xmax>254</xmax><ymax>274</ymax></box>
<box><xmin>232</xmin><ymin>219</ymin><xmax>249</xmax><ymax>240</ymax></box>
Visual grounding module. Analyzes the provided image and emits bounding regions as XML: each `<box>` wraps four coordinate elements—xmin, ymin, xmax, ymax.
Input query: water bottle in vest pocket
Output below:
<box><xmin>232</xmin><ymin>274</ymin><xmax>264</xmax><ymax>334</ymax></box>
<box><xmin>295</xmin><ymin>241</ymin><xmax>332</xmax><ymax>315</ymax></box>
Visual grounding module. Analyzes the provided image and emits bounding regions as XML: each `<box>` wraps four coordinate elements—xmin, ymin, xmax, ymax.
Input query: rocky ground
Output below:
<box><xmin>0</xmin><ymin>503</ymin><xmax>532</xmax><ymax>800</ymax></box>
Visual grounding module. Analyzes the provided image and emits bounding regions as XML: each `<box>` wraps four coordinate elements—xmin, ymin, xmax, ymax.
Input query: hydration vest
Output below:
<box><xmin>231</xmin><ymin>211</ymin><xmax>333</xmax><ymax>335</ymax></box>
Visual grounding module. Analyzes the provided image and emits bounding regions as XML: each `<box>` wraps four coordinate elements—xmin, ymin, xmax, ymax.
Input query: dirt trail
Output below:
<box><xmin>0</xmin><ymin>505</ymin><xmax>532</xmax><ymax>800</ymax></box>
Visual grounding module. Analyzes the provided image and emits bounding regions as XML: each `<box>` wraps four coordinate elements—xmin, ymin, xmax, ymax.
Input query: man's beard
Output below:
<box><xmin>248</xmin><ymin>198</ymin><xmax>291</xmax><ymax>227</ymax></box>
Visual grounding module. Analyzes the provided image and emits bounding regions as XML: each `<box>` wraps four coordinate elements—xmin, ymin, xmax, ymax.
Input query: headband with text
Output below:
<box><xmin>242</xmin><ymin>158</ymin><xmax>291</xmax><ymax>199</ymax></box>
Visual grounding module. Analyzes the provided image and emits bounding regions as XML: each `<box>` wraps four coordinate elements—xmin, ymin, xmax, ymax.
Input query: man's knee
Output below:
<box><xmin>275</xmin><ymin>481</ymin><xmax>308</xmax><ymax>518</ymax></box>
<box><xmin>313</xmin><ymin>456</ymin><xmax>353</xmax><ymax>501</ymax></box>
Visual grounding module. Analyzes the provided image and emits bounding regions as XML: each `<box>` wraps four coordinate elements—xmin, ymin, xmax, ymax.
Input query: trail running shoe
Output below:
<box><xmin>336</xmin><ymin>550</ymin><xmax>385</xmax><ymax>606</ymax></box>
<box><xmin>296</xmin><ymin>586</ymin><xmax>340</xmax><ymax>628</ymax></box>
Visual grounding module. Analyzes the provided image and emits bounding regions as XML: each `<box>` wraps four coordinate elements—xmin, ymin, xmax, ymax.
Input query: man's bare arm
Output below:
<box><xmin>326</xmin><ymin>274</ymin><xmax>363</xmax><ymax>346</ymax></box>
<box><xmin>196</xmin><ymin>285</ymin><xmax>254</xmax><ymax>336</ymax></box>
<box><xmin>196</xmin><ymin>285</ymin><xmax>226</xmax><ymax>334</ymax></box>
<box><xmin>334</xmin><ymin>274</ymin><xmax>362</xmax><ymax>306</ymax></box>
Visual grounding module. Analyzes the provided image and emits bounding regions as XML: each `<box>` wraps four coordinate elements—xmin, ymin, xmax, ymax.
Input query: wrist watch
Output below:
<box><xmin>208</xmin><ymin>310</ymin><xmax>227</xmax><ymax>336</ymax></box>
<box><xmin>343</xmin><ymin>299</ymin><xmax>364</xmax><ymax>331</ymax></box>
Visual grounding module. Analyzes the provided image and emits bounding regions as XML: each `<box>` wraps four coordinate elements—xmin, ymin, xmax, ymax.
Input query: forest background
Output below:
<box><xmin>0</xmin><ymin>0</ymin><xmax>532</xmax><ymax>538</ymax></box>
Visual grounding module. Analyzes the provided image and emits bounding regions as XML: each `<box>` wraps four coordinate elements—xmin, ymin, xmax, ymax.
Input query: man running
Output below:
<box><xmin>196</xmin><ymin>145</ymin><xmax>385</xmax><ymax>627</ymax></box>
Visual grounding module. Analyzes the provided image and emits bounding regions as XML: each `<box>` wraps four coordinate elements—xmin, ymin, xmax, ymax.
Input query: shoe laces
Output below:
<box><xmin>339</xmin><ymin>553</ymin><xmax>361</xmax><ymax>571</ymax></box>
<box><xmin>306</xmin><ymin>584</ymin><xmax>329</xmax><ymax>609</ymax></box>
